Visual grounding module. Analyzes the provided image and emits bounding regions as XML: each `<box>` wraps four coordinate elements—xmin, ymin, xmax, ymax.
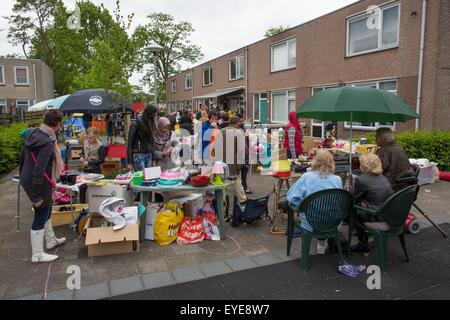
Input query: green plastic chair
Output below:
<box><xmin>348</xmin><ymin>184</ymin><xmax>419</xmax><ymax>272</ymax></box>
<box><xmin>287</xmin><ymin>188</ymin><xmax>354</xmax><ymax>272</ymax></box>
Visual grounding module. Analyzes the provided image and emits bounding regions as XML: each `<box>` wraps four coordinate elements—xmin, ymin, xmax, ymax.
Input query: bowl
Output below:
<box><xmin>191</xmin><ymin>175</ymin><xmax>210</xmax><ymax>187</ymax></box>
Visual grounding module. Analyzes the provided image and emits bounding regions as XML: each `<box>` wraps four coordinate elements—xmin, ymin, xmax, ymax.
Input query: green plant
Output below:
<box><xmin>0</xmin><ymin>122</ymin><xmax>29</xmax><ymax>173</ymax></box>
<box><xmin>353</xmin><ymin>129</ymin><xmax>450</xmax><ymax>170</ymax></box>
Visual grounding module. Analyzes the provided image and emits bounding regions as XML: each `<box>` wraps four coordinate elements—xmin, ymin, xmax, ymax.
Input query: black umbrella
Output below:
<box><xmin>59</xmin><ymin>89</ymin><xmax>134</xmax><ymax>114</ymax></box>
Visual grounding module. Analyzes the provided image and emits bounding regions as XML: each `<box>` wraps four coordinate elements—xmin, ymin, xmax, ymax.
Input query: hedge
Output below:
<box><xmin>353</xmin><ymin>129</ymin><xmax>450</xmax><ymax>170</ymax></box>
<box><xmin>0</xmin><ymin>122</ymin><xmax>31</xmax><ymax>174</ymax></box>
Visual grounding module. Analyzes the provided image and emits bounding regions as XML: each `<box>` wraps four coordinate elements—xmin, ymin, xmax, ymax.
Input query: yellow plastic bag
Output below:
<box><xmin>154</xmin><ymin>202</ymin><xmax>184</xmax><ymax>245</ymax></box>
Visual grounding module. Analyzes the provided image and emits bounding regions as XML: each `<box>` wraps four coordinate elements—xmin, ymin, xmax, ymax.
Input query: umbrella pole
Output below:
<box><xmin>349</xmin><ymin>112</ymin><xmax>353</xmax><ymax>190</ymax></box>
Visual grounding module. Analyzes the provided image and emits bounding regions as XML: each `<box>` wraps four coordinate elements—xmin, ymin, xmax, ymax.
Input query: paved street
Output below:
<box><xmin>0</xmin><ymin>167</ymin><xmax>449</xmax><ymax>300</ymax></box>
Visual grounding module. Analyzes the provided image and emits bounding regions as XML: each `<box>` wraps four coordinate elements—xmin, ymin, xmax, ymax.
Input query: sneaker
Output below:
<box><xmin>351</xmin><ymin>243</ymin><xmax>370</xmax><ymax>255</ymax></box>
<box><xmin>317</xmin><ymin>241</ymin><xmax>328</xmax><ymax>254</ymax></box>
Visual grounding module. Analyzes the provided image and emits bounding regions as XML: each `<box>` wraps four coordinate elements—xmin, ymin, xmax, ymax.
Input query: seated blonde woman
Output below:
<box><xmin>287</xmin><ymin>149</ymin><xmax>343</xmax><ymax>254</ymax></box>
<box><xmin>350</xmin><ymin>152</ymin><xmax>394</xmax><ymax>254</ymax></box>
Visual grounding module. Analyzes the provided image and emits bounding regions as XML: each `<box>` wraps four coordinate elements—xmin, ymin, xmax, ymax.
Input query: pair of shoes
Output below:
<box><xmin>245</xmin><ymin>189</ymin><xmax>253</xmax><ymax>194</ymax></box>
<box><xmin>317</xmin><ymin>241</ymin><xmax>328</xmax><ymax>254</ymax></box>
<box><xmin>351</xmin><ymin>243</ymin><xmax>370</xmax><ymax>255</ymax></box>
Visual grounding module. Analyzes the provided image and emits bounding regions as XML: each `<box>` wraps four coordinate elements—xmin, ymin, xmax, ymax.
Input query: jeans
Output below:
<box><xmin>133</xmin><ymin>153</ymin><xmax>153</xmax><ymax>171</ymax></box>
<box><xmin>32</xmin><ymin>204</ymin><xmax>52</xmax><ymax>230</ymax></box>
<box><xmin>241</xmin><ymin>164</ymin><xmax>249</xmax><ymax>190</ymax></box>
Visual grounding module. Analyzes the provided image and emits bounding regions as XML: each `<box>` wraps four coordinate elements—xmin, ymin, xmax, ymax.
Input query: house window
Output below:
<box><xmin>347</xmin><ymin>2</ymin><xmax>400</xmax><ymax>56</ymax></box>
<box><xmin>16</xmin><ymin>99</ymin><xmax>34</xmax><ymax>109</ymax></box>
<box><xmin>344</xmin><ymin>80</ymin><xmax>397</xmax><ymax>130</ymax></box>
<box><xmin>0</xmin><ymin>99</ymin><xmax>7</xmax><ymax>113</ymax></box>
<box><xmin>185</xmin><ymin>74</ymin><xmax>192</xmax><ymax>90</ymax></box>
<box><xmin>0</xmin><ymin>65</ymin><xmax>4</xmax><ymax>85</ymax></box>
<box><xmin>171</xmin><ymin>79</ymin><xmax>177</xmax><ymax>93</ymax></box>
<box><xmin>311</xmin><ymin>85</ymin><xmax>339</xmax><ymax>137</ymax></box>
<box><xmin>271</xmin><ymin>38</ymin><xmax>296</xmax><ymax>72</ymax></box>
<box><xmin>229</xmin><ymin>55</ymin><xmax>244</xmax><ymax>81</ymax></box>
<box><xmin>203</xmin><ymin>67</ymin><xmax>212</xmax><ymax>86</ymax></box>
<box><xmin>271</xmin><ymin>90</ymin><xmax>296</xmax><ymax>123</ymax></box>
<box><xmin>14</xmin><ymin>66</ymin><xmax>29</xmax><ymax>85</ymax></box>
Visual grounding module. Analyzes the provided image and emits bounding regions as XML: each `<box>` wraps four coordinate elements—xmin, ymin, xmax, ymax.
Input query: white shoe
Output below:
<box><xmin>44</xmin><ymin>220</ymin><xmax>66</xmax><ymax>251</ymax></box>
<box><xmin>31</xmin><ymin>229</ymin><xmax>59</xmax><ymax>264</ymax></box>
<box><xmin>317</xmin><ymin>241</ymin><xmax>328</xmax><ymax>255</ymax></box>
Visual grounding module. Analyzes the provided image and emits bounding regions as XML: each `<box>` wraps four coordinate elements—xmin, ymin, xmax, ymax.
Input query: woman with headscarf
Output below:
<box><xmin>19</xmin><ymin>110</ymin><xmax>66</xmax><ymax>263</ymax></box>
<box><xmin>153</xmin><ymin>117</ymin><xmax>179</xmax><ymax>171</ymax></box>
<box><xmin>284</xmin><ymin>111</ymin><xmax>303</xmax><ymax>159</ymax></box>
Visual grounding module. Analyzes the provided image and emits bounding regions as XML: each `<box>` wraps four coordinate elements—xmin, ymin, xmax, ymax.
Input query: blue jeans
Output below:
<box><xmin>133</xmin><ymin>153</ymin><xmax>153</xmax><ymax>171</ymax></box>
<box><xmin>32</xmin><ymin>204</ymin><xmax>52</xmax><ymax>230</ymax></box>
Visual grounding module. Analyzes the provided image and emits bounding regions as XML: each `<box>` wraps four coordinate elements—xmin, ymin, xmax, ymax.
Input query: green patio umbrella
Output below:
<box><xmin>296</xmin><ymin>86</ymin><xmax>419</xmax><ymax>182</ymax></box>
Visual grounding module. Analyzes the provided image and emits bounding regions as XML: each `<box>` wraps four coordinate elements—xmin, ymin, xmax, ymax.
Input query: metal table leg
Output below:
<box><xmin>139</xmin><ymin>191</ymin><xmax>150</xmax><ymax>243</ymax></box>
<box><xmin>69</xmin><ymin>189</ymin><xmax>76</xmax><ymax>241</ymax></box>
<box><xmin>17</xmin><ymin>182</ymin><xmax>20</xmax><ymax>232</ymax></box>
<box><xmin>215</xmin><ymin>189</ymin><xmax>226</xmax><ymax>240</ymax></box>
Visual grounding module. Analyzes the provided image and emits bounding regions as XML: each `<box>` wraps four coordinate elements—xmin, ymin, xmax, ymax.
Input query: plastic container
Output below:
<box><xmin>191</xmin><ymin>175</ymin><xmax>211</xmax><ymax>187</ymax></box>
<box><xmin>417</xmin><ymin>163</ymin><xmax>437</xmax><ymax>185</ymax></box>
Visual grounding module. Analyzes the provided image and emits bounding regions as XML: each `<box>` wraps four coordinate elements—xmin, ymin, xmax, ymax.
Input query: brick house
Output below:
<box><xmin>166</xmin><ymin>0</ymin><xmax>449</xmax><ymax>138</ymax></box>
<box><xmin>0</xmin><ymin>58</ymin><xmax>54</xmax><ymax>115</ymax></box>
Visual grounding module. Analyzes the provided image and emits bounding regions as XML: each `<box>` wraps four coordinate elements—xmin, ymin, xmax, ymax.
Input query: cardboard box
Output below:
<box><xmin>168</xmin><ymin>193</ymin><xmax>204</xmax><ymax>219</ymax></box>
<box><xmin>101</xmin><ymin>157</ymin><xmax>122</xmax><ymax>173</ymax></box>
<box><xmin>302</xmin><ymin>136</ymin><xmax>325</xmax><ymax>154</ymax></box>
<box><xmin>86</xmin><ymin>183</ymin><xmax>133</xmax><ymax>214</ymax></box>
<box><xmin>51</xmin><ymin>204</ymin><xmax>89</xmax><ymax>227</ymax></box>
<box><xmin>85</xmin><ymin>214</ymin><xmax>140</xmax><ymax>257</ymax></box>
<box><xmin>271</xmin><ymin>148</ymin><xmax>287</xmax><ymax>161</ymax></box>
<box><xmin>356</xmin><ymin>144</ymin><xmax>377</xmax><ymax>154</ymax></box>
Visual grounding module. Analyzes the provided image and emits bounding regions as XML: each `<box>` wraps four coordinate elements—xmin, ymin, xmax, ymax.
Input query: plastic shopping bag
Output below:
<box><xmin>176</xmin><ymin>216</ymin><xmax>205</xmax><ymax>245</ymax></box>
<box><xmin>145</xmin><ymin>202</ymin><xmax>164</xmax><ymax>240</ymax></box>
<box><xmin>199</xmin><ymin>200</ymin><xmax>220</xmax><ymax>241</ymax></box>
<box><xmin>154</xmin><ymin>201</ymin><xmax>184</xmax><ymax>245</ymax></box>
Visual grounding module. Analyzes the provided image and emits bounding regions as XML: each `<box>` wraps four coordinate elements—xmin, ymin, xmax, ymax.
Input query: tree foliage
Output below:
<box><xmin>133</xmin><ymin>13</ymin><xmax>204</xmax><ymax>102</ymax></box>
<box><xmin>264</xmin><ymin>25</ymin><xmax>289</xmax><ymax>38</ymax></box>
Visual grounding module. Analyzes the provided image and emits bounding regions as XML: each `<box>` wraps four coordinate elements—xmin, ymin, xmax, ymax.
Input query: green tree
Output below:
<box><xmin>133</xmin><ymin>13</ymin><xmax>204</xmax><ymax>103</ymax></box>
<box><xmin>264</xmin><ymin>25</ymin><xmax>289</xmax><ymax>38</ymax></box>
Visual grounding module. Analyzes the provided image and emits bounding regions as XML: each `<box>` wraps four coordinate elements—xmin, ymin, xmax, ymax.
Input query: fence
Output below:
<box><xmin>0</xmin><ymin>110</ymin><xmax>46</xmax><ymax>126</ymax></box>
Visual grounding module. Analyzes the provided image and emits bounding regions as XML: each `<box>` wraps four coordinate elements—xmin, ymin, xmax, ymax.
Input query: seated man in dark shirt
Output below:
<box><xmin>375</xmin><ymin>127</ymin><xmax>414</xmax><ymax>192</ymax></box>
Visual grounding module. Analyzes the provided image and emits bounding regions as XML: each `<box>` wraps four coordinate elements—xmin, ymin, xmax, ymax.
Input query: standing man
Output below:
<box><xmin>213</xmin><ymin>116</ymin><xmax>247</xmax><ymax>207</ymax></box>
<box><xmin>375</xmin><ymin>127</ymin><xmax>414</xmax><ymax>192</ymax></box>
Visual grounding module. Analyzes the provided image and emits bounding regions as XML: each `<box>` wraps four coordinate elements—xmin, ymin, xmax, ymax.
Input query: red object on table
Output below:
<box><xmin>191</xmin><ymin>176</ymin><xmax>210</xmax><ymax>187</ymax></box>
<box><xmin>106</xmin><ymin>144</ymin><xmax>126</xmax><ymax>159</ymax></box>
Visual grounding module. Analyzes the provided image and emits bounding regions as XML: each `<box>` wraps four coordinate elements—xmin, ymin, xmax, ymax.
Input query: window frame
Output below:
<box><xmin>0</xmin><ymin>65</ymin><xmax>5</xmax><ymax>85</ymax></box>
<box><xmin>184</xmin><ymin>74</ymin><xmax>192</xmax><ymax>90</ymax></box>
<box><xmin>202</xmin><ymin>66</ymin><xmax>213</xmax><ymax>87</ymax></box>
<box><xmin>171</xmin><ymin>79</ymin><xmax>177</xmax><ymax>93</ymax></box>
<box><xmin>270</xmin><ymin>89</ymin><xmax>296</xmax><ymax>124</ymax></box>
<box><xmin>346</xmin><ymin>2</ymin><xmax>401</xmax><ymax>57</ymax></box>
<box><xmin>271</xmin><ymin>37</ymin><xmax>296</xmax><ymax>73</ymax></box>
<box><xmin>14</xmin><ymin>65</ymin><xmax>30</xmax><ymax>86</ymax></box>
<box><xmin>0</xmin><ymin>99</ymin><xmax>7</xmax><ymax>113</ymax></box>
<box><xmin>344</xmin><ymin>79</ymin><xmax>397</xmax><ymax>130</ymax></box>
<box><xmin>16</xmin><ymin>99</ymin><xmax>34</xmax><ymax>109</ymax></box>
<box><xmin>229</xmin><ymin>55</ymin><xmax>244</xmax><ymax>81</ymax></box>
<box><xmin>310</xmin><ymin>85</ymin><xmax>339</xmax><ymax>137</ymax></box>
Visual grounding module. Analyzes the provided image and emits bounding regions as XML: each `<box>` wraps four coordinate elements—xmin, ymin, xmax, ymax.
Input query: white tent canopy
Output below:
<box><xmin>28</xmin><ymin>99</ymin><xmax>57</xmax><ymax>112</ymax></box>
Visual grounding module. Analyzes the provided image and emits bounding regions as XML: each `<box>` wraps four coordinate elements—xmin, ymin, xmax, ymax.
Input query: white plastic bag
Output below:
<box><xmin>145</xmin><ymin>202</ymin><xmax>164</xmax><ymax>240</ymax></box>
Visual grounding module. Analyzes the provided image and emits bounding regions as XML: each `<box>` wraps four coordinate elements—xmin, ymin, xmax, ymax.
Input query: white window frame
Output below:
<box><xmin>185</xmin><ymin>74</ymin><xmax>192</xmax><ymax>90</ymax></box>
<box><xmin>271</xmin><ymin>37</ymin><xmax>296</xmax><ymax>72</ymax></box>
<box><xmin>202</xmin><ymin>66</ymin><xmax>212</xmax><ymax>86</ymax></box>
<box><xmin>346</xmin><ymin>2</ymin><xmax>401</xmax><ymax>57</ymax></box>
<box><xmin>171</xmin><ymin>79</ymin><xmax>177</xmax><ymax>93</ymax></box>
<box><xmin>270</xmin><ymin>89</ymin><xmax>296</xmax><ymax>123</ymax></box>
<box><xmin>16</xmin><ymin>99</ymin><xmax>34</xmax><ymax>109</ymax></box>
<box><xmin>0</xmin><ymin>99</ymin><xmax>7</xmax><ymax>113</ymax></box>
<box><xmin>344</xmin><ymin>79</ymin><xmax>397</xmax><ymax>130</ymax></box>
<box><xmin>229</xmin><ymin>55</ymin><xmax>244</xmax><ymax>81</ymax></box>
<box><xmin>0</xmin><ymin>65</ymin><xmax>5</xmax><ymax>85</ymax></box>
<box><xmin>14</xmin><ymin>65</ymin><xmax>29</xmax><ymax>85</ymax></box>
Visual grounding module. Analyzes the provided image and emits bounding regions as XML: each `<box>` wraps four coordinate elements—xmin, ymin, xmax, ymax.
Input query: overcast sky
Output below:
<box><xmin>0</xmin><ymin>0</ymin><xmax>359</xmax><ymax>90</ymax></box>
